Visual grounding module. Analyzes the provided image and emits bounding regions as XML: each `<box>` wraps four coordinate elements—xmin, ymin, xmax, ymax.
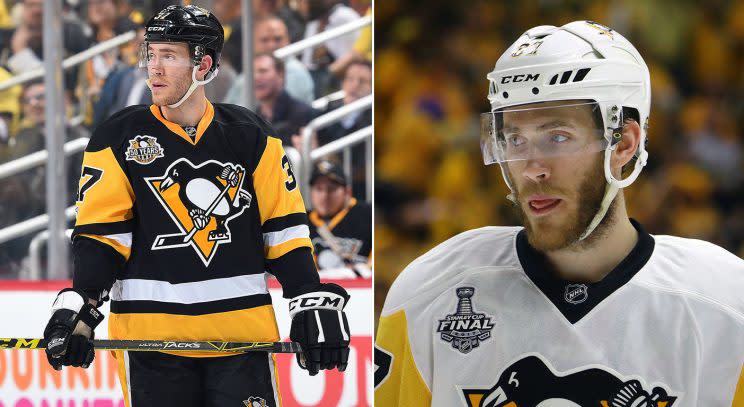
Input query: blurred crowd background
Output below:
<box><xmin>0</xmin><ymin>0</ymin><xmax>371</xmax><ymax>279</ymax></box>
<box><xmin>375</xmin><ymin>0</ymin><xmax>744</xmax><ymax>322</ymax></box>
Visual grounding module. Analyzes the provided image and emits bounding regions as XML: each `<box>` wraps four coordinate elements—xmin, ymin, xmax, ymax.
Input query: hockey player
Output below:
<box><xmin>307</xmin><ymin>160</ymin><xmax>372</xmax><ymax>276</ymax></box>
<box><xmin>41</xmin><ymin>5</ymin><xmax>350</xmax><ymax>406</ymax></box>
<box><xmin>375</xmin><ymin>21</ymin><xmax>744</xmax><ymax>406</ymax></box>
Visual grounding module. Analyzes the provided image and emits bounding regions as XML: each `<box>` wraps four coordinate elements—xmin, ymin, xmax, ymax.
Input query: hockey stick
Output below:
<box><xmin>316</xmin><ymin>224</ymin><xmax>364</xmax><ymax>278</ymax></box>
<box><xmin>0</xmin><ymin>338</ymin><xmax>302</xmax><ymax>353</ymax></box>
<box><xmin>152</xmin><ymin>174</ymin><xmax>233</xmax><ymax>250</ymax></box>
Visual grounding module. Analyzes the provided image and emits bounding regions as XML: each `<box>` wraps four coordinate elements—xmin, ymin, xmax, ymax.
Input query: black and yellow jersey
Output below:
<box><xmin>71</xmin><ymin>100</ymin><xmax>319</xmax><ymax>356</ymax></box>
<box><xmin>308</xmin><ymin>198</ymin><xmax>372</xmax><ymax>269</ymax></box>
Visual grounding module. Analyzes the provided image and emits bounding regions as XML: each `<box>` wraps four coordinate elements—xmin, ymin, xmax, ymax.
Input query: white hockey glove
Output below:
<box><xmin>43</xmin><ymin>288</ymin><xmax>104</xmax><ymax>370</ymax></box>
<box><xmin>289</xmin><ymin>283</ymin><xmax>351</xmax><ymax>376</ymax></box>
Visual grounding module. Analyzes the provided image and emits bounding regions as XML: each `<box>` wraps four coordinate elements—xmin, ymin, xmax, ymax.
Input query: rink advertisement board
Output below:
<box><xmin>0</xmin><ymin>278</ymin><xmax>372</xmax><ymax>407</ymax></box>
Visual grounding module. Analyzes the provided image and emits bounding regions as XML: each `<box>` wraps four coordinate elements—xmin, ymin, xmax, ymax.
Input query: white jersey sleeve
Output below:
<box><xmin>374</xmin><ymin>227</ymin><xmax>522</xmax><ymax>406</ymax></box>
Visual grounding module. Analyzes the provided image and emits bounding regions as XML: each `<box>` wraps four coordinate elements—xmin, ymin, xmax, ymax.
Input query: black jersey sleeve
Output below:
<box><xmin>252</xmin><ymin>135</ymin><xmax>319</xmax><ymax>297</ymax></box>
<box><xmin>70</xmin><ymin>107</ymin><xmax>139</xmax><ymax>301</ymax></box>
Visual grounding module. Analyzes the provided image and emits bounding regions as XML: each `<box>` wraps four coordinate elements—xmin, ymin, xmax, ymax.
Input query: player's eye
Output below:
<box><xmin>550</xmin><ymin>133</ymin><xmax>569</xmax><ymax>143</ymax></box>
<box><xmin>506</xmin><ymin>134</ymin><xmax>526</xmax><ymax>147</ymax></box>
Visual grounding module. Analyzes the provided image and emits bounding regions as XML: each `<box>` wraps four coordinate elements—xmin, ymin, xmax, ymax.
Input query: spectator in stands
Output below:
<box><xmin>0</xmin><ymin>80</ymin><xmax>88</xmax><ymax>277</ymax></box>
<box><xmin>224</xmin><ymin>15</ymin><xmax>314</xmax><ymax>106</ymax></box>
<box><xmin>254</xmin><ymin>53</ymin><xmax>318</xmax><ymax>145</ymax></box>
<box><xmin>84</xmin><ymin>0</ymin><xmax>139</xmax><ymax>100</ymax></box>
<box><xmin>316</xmin><ymin>59</ymin><xmax>371</xmax><ymax>199</ymax></box>
<box><xmin>276</xmin><ymin>0</ymin><xmax>306</xmax><ymax>44</ymax></box>
<box><xmin>308</xmin><ymin>159</ymin><xmax>371</xmax><ymax>278</ymax></box>
<box><xmin>0</xmin><ymin>0</ymin><xmax>91</xmax><ymax>90</ymax></box>
<box><xmin>0</xmin><ymin>66</ymin><xmax>21</xmax><ymax>150</ymax></box>
<box><xmin>92</xmin><ymin>26</ymin><xmax>151</xmax><ymax>126</ymax></box>
<box><xmin>300</xmin><ymin>0</ymin><xmax>360</xmax><ymax>97</ymax></box>
<box><xmin>14</xmin><ymin>80</ymin><xmax>88</xmax><ymax>215</ymax></box>
<box><xmin>329</xmin><ymin>5</ymin><xmax>370</xmax><ymax>77</ymax></box>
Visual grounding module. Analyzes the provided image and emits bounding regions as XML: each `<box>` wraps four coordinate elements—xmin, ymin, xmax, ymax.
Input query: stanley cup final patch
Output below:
<box><xmin>437</xmin><ymin>287</ymin><xmax>495</xmax><ymax>354</ymax></box>
<box><xmin>125</xmin><ymin>135</ymin><xmax>165</xmax><ymax>164</ymax></box>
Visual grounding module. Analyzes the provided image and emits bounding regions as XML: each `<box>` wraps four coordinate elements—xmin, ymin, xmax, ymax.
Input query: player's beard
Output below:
<box><xmin>152</xmin><ymin>72</ymin><xmax>192</xmax><ymax>107</ymax></box>
<box><xmin>510</xmin><ymin>153</ymin><xmax>616</xmax><ymax>252</ymax></box>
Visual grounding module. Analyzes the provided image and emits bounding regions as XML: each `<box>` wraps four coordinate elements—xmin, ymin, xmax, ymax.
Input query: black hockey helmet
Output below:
<box><xmin>144</xmin><ymin>5</ymin><xmax>224</xmax><ymax>75</ymax></box>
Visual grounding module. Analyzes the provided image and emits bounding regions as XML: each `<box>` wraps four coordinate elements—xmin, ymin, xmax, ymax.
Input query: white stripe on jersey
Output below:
<box><xmin>105</xmin><ymin>232</ymin><xmax>133</xmax><ymax>248</ymax></box>
<box><xmin>110</xmin><ymin>274</ymin><xmax>268</xmax><ymax>303</ymax></box>
<box><xmin>263</xmin><ymin>225</ymin><xmax>309</xmax><ymax>247</ymax></box>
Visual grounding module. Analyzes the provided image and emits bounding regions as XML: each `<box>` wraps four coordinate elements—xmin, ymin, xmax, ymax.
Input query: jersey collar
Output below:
<box><xmin>516</xmin><ymin>219</ymin><xmax>655</xmax><ymax>324</ymax></box>
<box><xmin>309</xmin><ymin>197</ymin><xmax>357</xmax><ymax>230</ymax></box>
<box><xmin>149</xmin><ymin>99</ymin><xmax>215</xmax><ymax>145</ymax></box>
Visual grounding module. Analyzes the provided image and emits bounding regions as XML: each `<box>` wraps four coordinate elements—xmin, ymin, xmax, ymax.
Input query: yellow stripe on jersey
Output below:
<box><xmin>114</xmin><ymin>350</ymin><xmax>132</xmax><ymax>407</ymax></box>
<box><xmin>149</xmin><ymin>99</ymin><xmax>215</xmax><ymax>145</ymax></box>
<box><xmin>254</xmin><ymin>137</ymin><xmax>307</xmax><ymax>224</ymax></box>
<box><xmin>266</xmin><ymin>237</ymin><xmax>313</xmax><ymax>260</ymax></box>
<box><xmin>76</xmin><ymin>147</ymin><xmax>135</xmax><ymax>226</ymax></box>
<box><xmin>108</xmin><ymin>305</ymin><xmax>280</xmax><ymax>358</ymax></box>
<box><xmin>375</xmin><ymin>309</ymin><xmax>432</xmax><ymax>406</ymax></box>
<box><xmin>254</xmin><ymin>136</ymin><xmax>312</xmax><ymax>257</ymax></box>
<box><xmin>79</xmin><ymin>233</ymin><xmax>132</xmax><ymax>260</ymax></box>
<box><xmin>733</xmin><ymin>362</ymin><xmax>744</xmax><ymax>406</ymax></box>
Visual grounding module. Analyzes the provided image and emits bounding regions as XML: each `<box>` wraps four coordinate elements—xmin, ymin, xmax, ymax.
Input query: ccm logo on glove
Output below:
<box><xmin>288</xmin><ymin>293</ymin><xmax>346</xmax><ymax>317</ymax></box>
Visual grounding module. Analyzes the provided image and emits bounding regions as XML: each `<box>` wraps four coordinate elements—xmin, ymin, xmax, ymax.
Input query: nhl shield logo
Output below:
<box><xmin>437</xmin><ymin>287</ymin><xmax>494</xmax><ymax>354</ymax></box>
<box><xmin>565</xmin><ymin>283</ymin><xmax>588</xmax><ymax>304</ymax></box>
<box><xmin>145</xmin><ymin>158</ymin><xmax>252</xmax><ymax>267</ymax></box>
<box><xmin>125</xmin><ymin>135</ymin><xmax>164</xmax><ymax>164</ymax></box>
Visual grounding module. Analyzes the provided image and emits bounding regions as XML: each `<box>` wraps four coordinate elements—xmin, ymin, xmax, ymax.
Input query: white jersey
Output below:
<box><xmin>375</xmin><ymin>222</ymin><xmax>744</xmax><ymax>406</ymax></box>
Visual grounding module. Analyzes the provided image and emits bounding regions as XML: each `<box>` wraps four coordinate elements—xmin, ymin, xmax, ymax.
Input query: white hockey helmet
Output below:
<box><xmin>482</xmin><ymin>20</ymin><xmax>651</xmax><ymax>240</ymax></box>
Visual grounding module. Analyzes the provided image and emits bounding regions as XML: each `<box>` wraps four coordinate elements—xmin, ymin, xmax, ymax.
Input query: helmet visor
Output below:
<box><xmin>138</xmin><ymin>42</ymin><xmax>195</xmax><ymax>69</ymax></box>
<box><xmin>480</xmin><ymin>101</ymin><xmax>609</xmax><ymax>165</ymax></box>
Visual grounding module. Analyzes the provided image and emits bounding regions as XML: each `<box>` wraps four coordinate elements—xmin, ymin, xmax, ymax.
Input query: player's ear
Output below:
<box><xmin>611</xmin><ymin>120</ymin><xmax>640</xmax><ymax>173</ymax></box>
<box><xmin>197</xmin><ymin>55</ymin><xmax>213</xmax><ymax>80</ymax></box>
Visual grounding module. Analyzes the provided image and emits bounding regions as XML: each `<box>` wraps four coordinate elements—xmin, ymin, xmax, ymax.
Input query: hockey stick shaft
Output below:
<box><xmin>0</xmin><ymin>338</ymin><xmax>302</xmax><ymax>353</ymax></box>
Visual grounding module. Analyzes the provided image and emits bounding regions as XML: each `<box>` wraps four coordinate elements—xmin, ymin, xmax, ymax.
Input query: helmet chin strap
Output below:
<box><xmin>499</xmin><ymin>138</ymin><xmax>648</xmax><ymax>242</ymax></box>
<box><xmin>146</xmin><ymin>66</ymin><xmax>220</xmax><ymax>109</ymax></box>
<box><xmin>577</xmin><ymin>141</ymin><xmax>648</xmax><ymax>241</ymax></box>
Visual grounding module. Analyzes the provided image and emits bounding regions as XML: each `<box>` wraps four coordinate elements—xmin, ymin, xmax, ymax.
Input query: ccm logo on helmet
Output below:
<box><xmin>148</xmin><ymin>26</ymin><xmax>166</xmax><ymax>32</ymax></box>
<box><xmin>289</xmin><ymin>296</ymin><xmax>342</xmax><ymax>311</ymax></box>
<box><xmin>500</xmin><ymin>73</ymin><xmax>540</xmax><ymax>84</ymax></box>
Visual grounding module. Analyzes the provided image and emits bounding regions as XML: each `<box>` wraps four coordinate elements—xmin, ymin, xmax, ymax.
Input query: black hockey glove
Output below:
<box><xmin>289</xmin><ymin>283</ymin><xmax>351</xmax><ymax>376</ymax></box>
<box><xmin>43</xmin><ymin>288</ymin><xmax>104</xmax><ymax>370</ymax></box>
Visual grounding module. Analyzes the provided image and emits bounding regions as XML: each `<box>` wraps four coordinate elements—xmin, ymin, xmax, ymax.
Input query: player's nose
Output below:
<box><xmin>522</xmin><ymin>159</ymin><xmax>550</xmax><ymax>182</ymax></box>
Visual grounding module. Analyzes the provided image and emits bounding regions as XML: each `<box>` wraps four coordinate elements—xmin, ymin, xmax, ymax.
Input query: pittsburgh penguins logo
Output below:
<box><xmin>125</xmin><ymin>135</ymin><xmax>164</xmax><ymax>165</ymax></box>
<box><xmin>243</xmin><ymin>397</ymin><xmax>267</xmax><ymax>407</ymax></box>
<box><xmin>145</xmin><ymin>158</ymin><xmax>252</xmax><ymax>266</ymax></box>
<box><xmin>462</xmin><ymin>354</ymin><xmax>678</xmax><ymax>407</ymax></box>
<box><xmin>312</xmin><ymin>236</ymin><xmax>364</xmax><ymax>269</ymax></box>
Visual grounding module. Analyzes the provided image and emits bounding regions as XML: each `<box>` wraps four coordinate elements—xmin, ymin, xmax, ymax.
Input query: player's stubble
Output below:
<box><xmin>510</xmin><ymin>152</ymin><xmax>617</xmax><ymax>252</ymax></box>
<box><xmin>152</xmin><ymin>69</ymin><xmax>192</xmax><ymax>107</ymax></box>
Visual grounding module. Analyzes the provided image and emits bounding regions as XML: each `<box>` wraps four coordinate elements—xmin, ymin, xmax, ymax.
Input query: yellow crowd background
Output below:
<box><xmin>374</xmin><ymin>0</ymin><xmax>744</xmax><ymax>324</ymax></box>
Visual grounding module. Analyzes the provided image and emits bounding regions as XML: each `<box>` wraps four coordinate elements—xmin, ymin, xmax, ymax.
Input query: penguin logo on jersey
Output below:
<box><xmin>125</xmin><ymin>135</ymin><xmax>164</xmax><ymax>165</ymax></box>
<box><xmin>145</xmin><ymin>158</ymin><xmax>252</xmax><ymax>266</ymax></box>
<box><xmin>461</xmin><ymin>353</ymin><xmax>678</xmax><ymax>407</ymax></box>
<box><xmin>242</xmin><ymin>397</ymin><xmax>267</xmax><ymax>407</ymax></box>
<box><xmin>437</xmin><ymin>287</ymin><xmax>494</xmax><ymax>354</ymax></box>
